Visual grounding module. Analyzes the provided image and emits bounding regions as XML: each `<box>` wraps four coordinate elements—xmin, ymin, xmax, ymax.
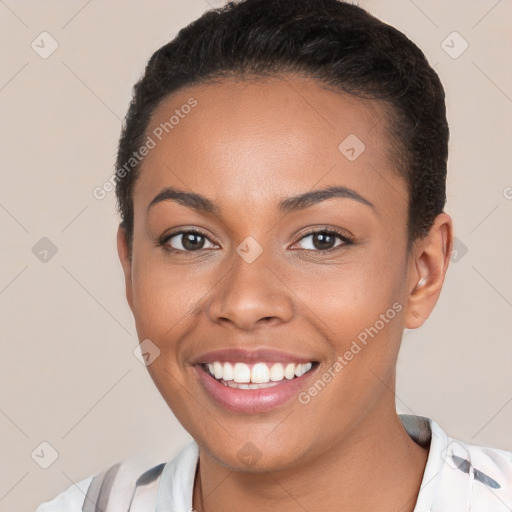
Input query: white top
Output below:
<box><xmin>36</xmin><ymin>414</ymin><xmax>512</xmax><ymax>511</ymax></box>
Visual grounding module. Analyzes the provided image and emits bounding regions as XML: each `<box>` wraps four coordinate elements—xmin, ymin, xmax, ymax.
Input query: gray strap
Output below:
<box><xmin>135</xmin><ymin>462</ymin><xmax>165</xmax><ymax>487</ymax></box>
<box><xmin>82</xmin><ymin>470</ymin><xmax>107</xmax><ymax>512</ymax></box>
<box><xmin>95</xmin><ymin>463</ymin><xmax>121</xmax><ymax>512</ymax></box>
<box><xmin>82</xmin><ymin>460</ymin><xmax>165</xmax><ymax>511</ymax></box>
<box><xmin>451</xmin><ymin>454</ymin><xmax>501</xmax><ymax>489</ymax></box>
<box><xmin>128</xmin><ymin>463</ymin><xmax>166</xmax><ymax>510</ymax></box>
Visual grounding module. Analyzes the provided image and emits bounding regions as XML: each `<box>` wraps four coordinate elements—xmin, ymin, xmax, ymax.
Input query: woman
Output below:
<box><xmin>37</xmin><ymin>0</ymin><xmax>512</xmax><ymax>510</ymax></box>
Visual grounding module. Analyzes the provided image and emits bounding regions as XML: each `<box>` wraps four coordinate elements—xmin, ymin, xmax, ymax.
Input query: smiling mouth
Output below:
<box><xmin>201</xmin><ymin>361</ymin><xmax>318</xmax><ymax>389</ymax></box>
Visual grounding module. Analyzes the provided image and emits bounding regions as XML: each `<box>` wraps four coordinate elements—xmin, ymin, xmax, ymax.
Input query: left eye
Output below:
<box><xmin>293</xmin><ymin>229</ymin><xmax>351</xmax><ymax>251</ymax></box>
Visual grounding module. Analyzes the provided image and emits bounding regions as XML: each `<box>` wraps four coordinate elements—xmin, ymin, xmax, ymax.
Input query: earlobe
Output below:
<box><xmin>116</xmin><ymin>225</ymin><xmax>134</xmax><ymax>312</ymax></box>
<box><xmin>404</xmin><ymin>213</ymin><xmax>453</xmax><ymax>329</ymax></box>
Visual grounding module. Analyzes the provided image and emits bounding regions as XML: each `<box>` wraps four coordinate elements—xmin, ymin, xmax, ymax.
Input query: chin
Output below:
<box><xmin>196</xmin><ymin>431</ymin><xmax>311</xmax><ymax>474</ymax></box>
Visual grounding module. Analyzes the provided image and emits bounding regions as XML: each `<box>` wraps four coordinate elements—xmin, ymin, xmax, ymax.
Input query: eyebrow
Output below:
<box><xmin>147</xmin><ymin>185</ymin><xmax>375</xmax><ymax>217</ymax></box>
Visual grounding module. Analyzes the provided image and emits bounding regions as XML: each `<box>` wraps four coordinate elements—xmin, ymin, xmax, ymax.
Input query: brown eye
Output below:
<box><xmin>294</xmin><ymin>229</ymin><xmax>352</xmax><ymax>252</ymax></box>
<box><xmin>162</xmin><ymin>230</ymin><xmax>216</xmax><ymax>252</ymax></box>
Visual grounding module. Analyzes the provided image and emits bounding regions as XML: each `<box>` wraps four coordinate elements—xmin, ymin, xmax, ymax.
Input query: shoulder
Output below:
<box><xmin>36</xmin><ymin>474</ymin><xmax>94</xmax><ymax>512</ymax></box>
<box><xmin>431</xmin><ymin>418</ymin><xmax>512</xmax><ymax>510</ymax></box>
<box><xmin>399</xmin><ymin>414</ymin><xmax>512</xmax><ymax>511</ymax></box>
<box><xmin>35</xmin><ymin>441</ymin><xmax>199</xmax><ymax>511</ymax></box>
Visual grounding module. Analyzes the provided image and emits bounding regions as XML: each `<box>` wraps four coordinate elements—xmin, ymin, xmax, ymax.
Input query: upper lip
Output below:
<box><xmin>190</xmin><ymin>348</ymin><xmax>316</xmax><ymax>365</ymax></box>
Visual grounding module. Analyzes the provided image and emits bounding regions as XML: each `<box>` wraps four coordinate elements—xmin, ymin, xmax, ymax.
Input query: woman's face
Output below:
<box><xmin>119</xmin><ymin>75</ymin><xmax>427</xmax><ymax>471</ymax></box>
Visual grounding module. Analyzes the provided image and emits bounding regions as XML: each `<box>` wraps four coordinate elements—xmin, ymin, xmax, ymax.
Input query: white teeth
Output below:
<box><xmin>226</xmin><ymin>380</ymin><xmax>280</xmax><ymax>389</ymax></box>
<box><xmin>213</xmin><ymin>362</ymin><xmax>223</xmax><ymax>380</ymax></box>
<box><xmin>297</xmin><ymin>362</ymin><xmax>312</xmax><ymax>377</ymax></box>
<box><xmin>233</xmin><ymin>362</ymin><xmax>251</xmax><ymax>383</ymax></box>
<box><xmin>251</xmin><ymin>363</ymin><xmax>270</xmax><ymax>383</ymax></box>
<box><xmin>205</xmin><ymin>361</ymin><xmax>314</xmax><ymax>384</ymax></box>
<box><xmin>223</xmin><ymin>362</ymin><xmax>234</xmax><ymax>381</ymax></box>
<box><xmin>294</xmin><ymin>362</ymin><xmax>313</xmax><ymax>377</ymax></box>
<box><xmin>270</xmin><ymin>363</ymin><xmax>284</xmax><ymax>381</ymax></box>
<box><xmin>284</xmin><ymin>363</ymin><xmax>296</xmax><ymax>379</ymax></box>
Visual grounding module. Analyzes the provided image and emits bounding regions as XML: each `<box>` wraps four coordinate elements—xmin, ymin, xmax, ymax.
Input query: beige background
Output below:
<box><xmin>0</xmin><ymin>1</ymin><xmax>511</xmax><ymax>510</ymax></box>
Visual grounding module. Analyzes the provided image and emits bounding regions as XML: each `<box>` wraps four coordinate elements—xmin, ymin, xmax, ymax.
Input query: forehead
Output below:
<box><xmin>134</xmin><ymin>75</ymin><xmax>408</xmax><ymax>218</ymax></box>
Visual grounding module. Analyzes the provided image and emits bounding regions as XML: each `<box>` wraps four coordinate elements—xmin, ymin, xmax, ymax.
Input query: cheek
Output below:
<box><xmin>303</xmin><ymin>251</ymin><xmax>404</xmax><ymax>339</ymax></box>
<box><xmin>304</xmin><ymin>264</ymin><xmax>405</xmax><ymax>414</ymax></box>
<box><xmin>130</xmin><ymin>257</ymin><xmax>197</xmax><ymax>342</ymax></box>
<box><xmin>302</xmin><ymin>250</ymin><xmax>406</xmax><ymax>399</ymax></box>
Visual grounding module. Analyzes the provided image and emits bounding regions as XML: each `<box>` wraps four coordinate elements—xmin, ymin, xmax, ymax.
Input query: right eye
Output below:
<box><xmin>159</xmin><ymin>229</ymin><xmax>218</xmax><ymax>254</ymax></box>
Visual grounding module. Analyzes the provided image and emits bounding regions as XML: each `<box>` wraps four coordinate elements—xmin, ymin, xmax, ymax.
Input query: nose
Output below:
<box><xmin>207</xmin><ymin>250</ymin><xmax>294</xmax><ymax>331</ymax></box>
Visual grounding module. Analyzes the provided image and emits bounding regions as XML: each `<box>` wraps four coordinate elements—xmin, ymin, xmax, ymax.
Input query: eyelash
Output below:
<box><xmin>156</xmin><ymin>227</ymin><xmax>353</xmax><ymax>255</ymax></box>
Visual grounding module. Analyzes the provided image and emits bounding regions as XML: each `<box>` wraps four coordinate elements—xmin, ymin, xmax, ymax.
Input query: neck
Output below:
<box><xmin>193</xmin><ymin>403</ymin><xmax>429</xmax><ymax>512</ymax></box>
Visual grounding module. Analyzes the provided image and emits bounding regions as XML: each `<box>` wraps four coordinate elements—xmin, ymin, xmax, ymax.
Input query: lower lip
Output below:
<box><xmin>195</xmin><ymin>365</ymin><xmax>317</xmax><ymax>413</ymax></box>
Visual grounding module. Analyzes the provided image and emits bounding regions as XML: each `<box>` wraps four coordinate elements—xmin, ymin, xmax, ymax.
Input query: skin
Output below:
<box><xmin>117</xmin><ymin>74</ymin><xmax>453</xmax><ymax>512</ymax></box>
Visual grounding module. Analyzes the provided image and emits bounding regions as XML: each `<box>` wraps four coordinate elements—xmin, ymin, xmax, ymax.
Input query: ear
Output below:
<box><xmin>117</xmin><ymin>225</ymin><xmax>134</xmax><ymax>313</ymax></box>
<box><xmin>405</xmin><ymin>212</ymin><xmax>453</xmax><ymax>329</ymax></box>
